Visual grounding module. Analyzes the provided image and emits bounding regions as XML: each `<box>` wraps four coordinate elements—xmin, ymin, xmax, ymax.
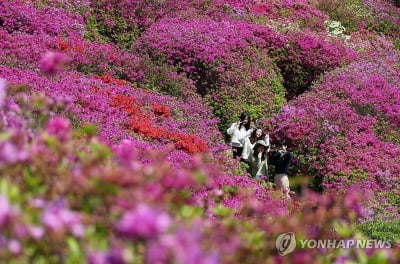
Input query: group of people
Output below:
<box><xmin>227</xmin><ymin>112</ymin><xmax>293</xmax><ymax>198</ymax></box>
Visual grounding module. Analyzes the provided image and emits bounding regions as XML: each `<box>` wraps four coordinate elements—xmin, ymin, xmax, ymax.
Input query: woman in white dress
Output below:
<box><xmin>226</xmin><ymin>112</ymin><xmax>252</xmax><ymax>159</ymax></box>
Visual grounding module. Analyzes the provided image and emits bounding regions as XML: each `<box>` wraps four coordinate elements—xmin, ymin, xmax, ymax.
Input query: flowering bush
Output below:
<box><xmin>0</xmin><ymin>0</ymin><xmax>84</xmax><ymax>36</ymax></box>
<box><xmin>267</xmin><ymin>50</ymin><xmax>400</xmax><ymax>221</ymax></box>
<box><xmin>317</xmin><ymin>0</ymin><xmax>400</xmax><ymax>39</ymax></box>
<box><xmin>84</xmin><ymin>0</ymin><xmax>202</xmax><ymax>48</ymax></box>
<box><xmin>135</xmin><ymin>17</ymin><xmax>286</xmax><ymax>129</ymax></box>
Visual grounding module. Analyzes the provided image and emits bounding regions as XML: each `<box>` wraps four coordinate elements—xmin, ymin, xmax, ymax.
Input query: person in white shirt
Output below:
<box><xmin>226</xmin><ymin>112</ymin><xmax>252</xmax><ymax>159</ymax></box>
<box><xmin>241</xmin><ymin>128</ymin><xmax>270</xmax><ymax>161</ymax></box>
<box><xmin>248</xmin><ymin>139</ymin><xmax>269</xmax><ymax>179</ymax></box>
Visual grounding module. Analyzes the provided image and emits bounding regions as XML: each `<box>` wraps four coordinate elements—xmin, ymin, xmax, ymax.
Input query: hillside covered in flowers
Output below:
<box><xmin>0</xmin><ymin>0</ymin><xmax>399</xmax><ymax>263</ymax></box>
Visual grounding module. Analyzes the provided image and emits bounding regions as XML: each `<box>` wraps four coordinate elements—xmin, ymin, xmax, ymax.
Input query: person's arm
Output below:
<box><xmin>286</xmin><ymin>152</ymin><xmax>292</xmax><ymax>163</ymax></box>
<box><xmin>264</xmin><ymin>134</ymin><xmax>270</xmax><ymax>152</ymax></box>
<box><xmin>226</xmin><ymin>122</ymin><xmax>238</xmax><ymax>135</ymax></box>
<box><xmin>283</xmin><ymin>152</ymin><xmax>292</xmax><ymax>174</ymax></box>
<box><xmin>245</xmin><ymin>128</ymin><xmax>254</xmax><ymax>137</ymax></box>
<box><xmin>248</xmin><ymin>153</ymin><xmax>256</xmax><ymax>168</ymax></box>
<box><xmin>269</xmin><ymin>151</ymin><xmax>278</xmax><ymax>166</ymax></box>
<box><xmin>237</xmin><ymin>128</ymin><xmax>253</xmax><ymax>141</ymax></box>
<box><xmin>262</xmin><ymin>159</ymin><xmax>268</xmax><ymax>177</ymax></box>
<box><xmin>241</xmin><ymin>138</ymin><xmax>251</xmax><ymax>160</ymax></box>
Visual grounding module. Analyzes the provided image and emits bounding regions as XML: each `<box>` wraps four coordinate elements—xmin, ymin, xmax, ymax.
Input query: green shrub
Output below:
<box><xmin>358</xmin><ymin>219</ymin><xmax>400</xmax><ymax>244</ymax></box>
<box><xmin>317</xmin><ymin>0</ymin><xmax>372</xmax><ymax>32</ymax></box>
<box><xmin>208</xmin><ymin>54</ymin><xmax>285</xmax><ymax>133</ymax></box>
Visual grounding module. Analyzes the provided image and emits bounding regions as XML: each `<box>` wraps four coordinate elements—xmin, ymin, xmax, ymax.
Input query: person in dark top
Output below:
<box><xmin>270</xmin><ymin>139</ymin><xmax>293</xmax><ymax>198</ymax></box>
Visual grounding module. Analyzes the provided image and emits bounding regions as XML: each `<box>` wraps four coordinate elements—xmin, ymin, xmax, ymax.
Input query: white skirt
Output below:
<box><xmin>274</xmin><ymin>173</ymin><xmax>290</xmax><ymax>198</ymax></box>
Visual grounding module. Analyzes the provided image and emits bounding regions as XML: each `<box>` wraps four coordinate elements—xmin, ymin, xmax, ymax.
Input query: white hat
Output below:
<box><xmin>254</xmin><ymin>140</ymin><xmax>268</xmax><ymax>148</ymax></box>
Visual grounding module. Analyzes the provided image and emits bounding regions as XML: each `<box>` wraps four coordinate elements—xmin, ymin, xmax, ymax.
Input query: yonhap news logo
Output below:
<box><xmin>275</xmin><ymin>232</ymin><xmax>296</xmax><ymax>256</ymax></box>
<box><xmin>275</xmin><ymin>232</ymin><xmax>392</xmax><ymax>256</ymax></box>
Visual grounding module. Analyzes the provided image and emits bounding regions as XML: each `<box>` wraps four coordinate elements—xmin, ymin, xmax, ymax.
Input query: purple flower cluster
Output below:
<box><xmin>41</xmin><ymin>199</ymin><xmax>85</xmax><ymax>237</ymax></box>
<box><xmin>116</xmin><ymin>204</ymin><xmax>171</xmax><ymax>240</ymax></box>
<box><xmin>39</xmin><ymin>51</ymin><xmax>70</xmax><ymax>75</ymax></box>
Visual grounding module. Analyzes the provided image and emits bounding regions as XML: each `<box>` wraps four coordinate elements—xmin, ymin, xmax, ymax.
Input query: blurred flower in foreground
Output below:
<box><xmin>41</xmin><ymin>199</ymin><xmax>84</xmax><ymax>237</ymax></box>
<box><xmin>0</xmin><ymin>195</ymin><xmax>18</xmax><ymax>228</ymax></box>
<box><xmin>39</xmin><ymin>51</ymin><xmax>69</xmax><ymax>75</ymax></box>
<box><xmin>0</xmin><ymin>141</ymin><xmax>29</xmax><ymax>166</ymax></box>
<box><xmin>88</xmin><ymin>248</ymin><xmax>126</xmax><ymax>264</ymax></box>
<box><xmin>116</xmin><ymin>204</ymin><xmax>171</xmax><ymax>240</ymax></box>
<box><xmin>0</xmin><ymin>78</ymin><xmax>7</xmax><ymax>109</ymax></box>
<box><xmin>46</xmin><ymin>117</ymin><xmax>72</xmax><ymax>141</ymax></box>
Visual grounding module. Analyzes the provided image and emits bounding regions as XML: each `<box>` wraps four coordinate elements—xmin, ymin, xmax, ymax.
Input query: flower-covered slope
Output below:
<box><xmin>268</xmin><ymin>49</ymin><xmax>400</xmax><ymax>220</ymax></box>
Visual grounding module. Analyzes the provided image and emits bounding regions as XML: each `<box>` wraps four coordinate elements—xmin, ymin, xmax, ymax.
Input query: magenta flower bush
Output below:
<box><xmin>136</xmin><ymin>15</ymin><xmax>357</xmax><ymax>125</ymax></box>
<box><xmin>116</xmin><ymin>204</ymin><xmax>171</xmax><ymax>239</ymax></box>
<box><xmin>0</xmin><ymin>0</ymin><xmax>84</xmax><ymax>36</ymax></box>
<box><xmin>363</xmin><ymin>0</ymin><xmax>400</xmax><ymax>37</ymax></box>
<box><xmin>267</xmin><ymin>50</ymin><xmax>400</xmax><ymax>220</ymax></box>
<box><xmin>0</xmin><ymin>78</ymin><xmax>6</xmax><ymax>109</ymax></box>
<box><xmin>135</xmin><ymin>17</ymin><xmax>286</xmax><ymax>128</ymax></box>
<box><xmin>271</xmin><ymin>30</ymin><xmax>358</xmax><ymax>97</ymax></box>
<box><xmin>39</xmin><ymin>51</ymin><xmax>70</xmax><ymax>75</ymax></box>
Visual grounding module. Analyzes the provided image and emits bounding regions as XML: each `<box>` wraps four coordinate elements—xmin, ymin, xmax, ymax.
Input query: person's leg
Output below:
<box><xmin>281</xmin><ymin>174</ymin><xmax>290</xmax><ymax>198</ymax></box>
<box><xmin>232</xmin><ymin>147</ymin><xmax>243</xmax><ymax>159</ymax></box>
<box><xmin>274</xmin><ymin>173</ymin><xmax>290</xmax><ymax>198</ymax></box>
<box><xmin>237</xmin><ymin>147</ymin><xmax>243</xmax><ymax>158</ymax></box>
<box><xmin>232</xmin><ymin>146</ymin><xmax>238</xmax><ymax>159</ymax></box>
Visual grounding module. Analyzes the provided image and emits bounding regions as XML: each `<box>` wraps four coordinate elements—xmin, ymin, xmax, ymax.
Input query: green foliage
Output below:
<box><xmin>374</xmin><ymin>117</ymin><xmax>400</xmax><ymax>145</ymax></box>
<box><xmin>179</xmin><ymin>205</ymin><xmax>203</xmax><ymax>219</ymax></box>
<box><xmin>210</xmin><ymin>66</ymin><xmax>285</xmax><ymax>134</ymax></box>
<box><xmin>382</xmin><ymin>191</ymin><xmax>400</xmax><ymax>208</ymax></box>
<box><xmin>65</xmin><ymin>237</ymin><xmax>85</xmax><ymax>264</ymax></box>
<box><xmin>76</xmin><ymin>123</ymin><xmax>99</xmax><ymax>137</ymax></box>
<box><xmin>0</xmin><ymin>179</ymin><xmax>21</xmax><ymax>204</ymax></box>
<box><xmin>393</xmin><ymin>39</ymin><xmax>400</xmax><ymax>50</ymax></box>
<box><xmin>358</xmin><ymin>219</ymin><xmax>400</xmax><ymax>244</ymax></box>
<box><xmin>84</xmin><ymin>11</ymin><xmax>141</xmax><ymax>49</ymax></box>
<box><xmin>221</xmin><ymin>185</ymin><xmax>238</xmax><ymax>195</ymax></box>
<box><xmin>137</xmin><ymin>58</ymin><xmax>197</xmax><ymax>99</ymax></box>
<box><xmin>213</xmin><ymin>204</ymin><xmax>233</xmax><ymax>217</ymax></box>
<box><xmin>317</xmin><ymin>0</ymin><xmax>372</xmax><ymax>32</ymax></box>
<box><xmin>352</xmin><ymin>102</ymin><xmax>377</xmax><ymax>116</ymax></box>
<box><xmin>369</xmin><ymin>20</ymin><xmax>399</xmax><ymax>37</ymax></box>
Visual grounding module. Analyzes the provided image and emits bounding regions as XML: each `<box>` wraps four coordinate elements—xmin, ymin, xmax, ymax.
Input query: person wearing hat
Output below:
<box><xmin>241</xmin><ymin>128</ymin><xmax>270</xmax><ymax>161</ymax></box>
<box><xmin>270</xmin><ymin>139</ymin><xmax>292</xmax><ymax>198</ymax></box>
<box><xmin>248</xmin><ymin>139</ymin><xmax>269</xmax><ymax>179</ymax></box>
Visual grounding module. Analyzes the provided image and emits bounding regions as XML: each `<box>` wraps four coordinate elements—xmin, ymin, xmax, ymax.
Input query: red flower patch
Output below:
<box><xmin>109</xmin><ymin>94</ymin><xmax>208</xmax><ymax>154</ymax></box>
<box><xmin>93</xmin><ymin>74</ymin><xmax>127</xmax><ymax>86</ymax></box>
<box><xmin>170</xmin><ymin>132</ymin><xmax>209</xmax><ymax>154</ymax></box>
<box><xmin>152</xmin><ymin>103</ymin><xmax>171</xmax><ymax>118</ymax></box>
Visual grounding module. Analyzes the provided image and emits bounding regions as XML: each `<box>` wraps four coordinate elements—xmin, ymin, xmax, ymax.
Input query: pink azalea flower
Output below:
<box><xmin>0</xmin><ymin>195</ymin><xmax>17</xmax><ymax>228</ymax></box>
<box><xmin>0</xmin><ymin>78</ymin><xmax>7</xmax><ymax>109</ymax></box>
<box><xmin>116</xmin><ymin>204</ymin><xmax>171</xmax><ymax>240</ymax></box>
<box><xmin>46</xmin><ymin>117</ymin><xmax>72</xmax><ymax>141</ymax></box>
<box><xmin>39</xmin><ymin>51</ymin><xmax>69</xmax><ymax>75</ymax></box>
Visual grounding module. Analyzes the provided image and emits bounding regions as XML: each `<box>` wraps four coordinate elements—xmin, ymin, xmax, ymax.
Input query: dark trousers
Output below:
<box><xmin>232</xmin><ymin>146</ymin><xmax>243</xmax><ymax>159</ymax></box>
